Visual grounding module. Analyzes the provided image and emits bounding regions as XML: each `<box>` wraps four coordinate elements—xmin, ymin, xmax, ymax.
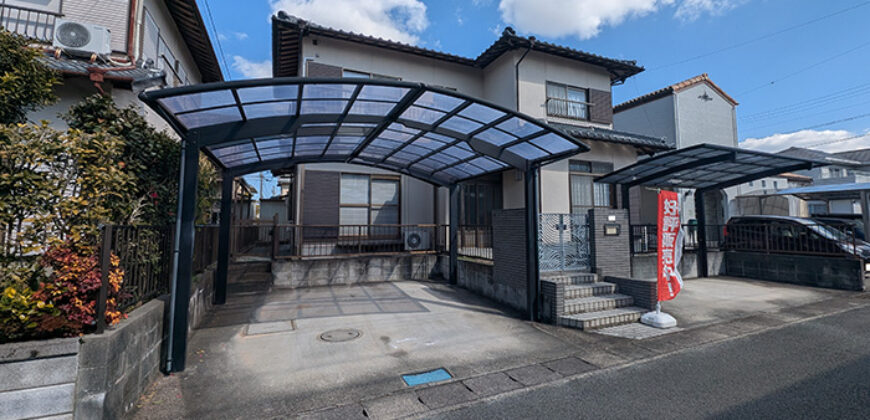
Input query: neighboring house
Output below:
<box><xmin>260</xmin><ymin>195</ymin><xmax>290</xmax><ymax>222</ymax></box>
<box><xmin>777</xmin><ymin>147</ymin><xmax>870</xmax><ymax>214</ymax></box>
<box><xmin>613</xmin><ymin>73</ymin><xmax>740</xmax><ymax>225</ymax></box>
<box><xmin>271</xmin><ymin>13</ymin><xmax>670</xmax><ymax>232</ymax></box>
<box><xmin>1</xmin><ymin>0</ymin><xmax>222</xmax><ymax>133</ymax></box>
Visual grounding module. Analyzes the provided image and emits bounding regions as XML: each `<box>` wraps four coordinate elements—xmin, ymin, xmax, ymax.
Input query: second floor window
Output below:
<box><xmin>546</xmin><ymin>82</ymin><xmax>589</xmax><ymax>121</ymax></box>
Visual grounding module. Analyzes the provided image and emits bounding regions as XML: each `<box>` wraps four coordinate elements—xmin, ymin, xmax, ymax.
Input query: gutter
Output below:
<box><xmin>514</xmin><ymin>37</ymin><xmax>535</xmax><ymax>112</ymax></box>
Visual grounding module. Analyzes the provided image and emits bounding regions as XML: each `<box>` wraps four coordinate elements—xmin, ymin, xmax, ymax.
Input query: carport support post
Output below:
<box><xmin>449</xmin><ymin>184</ymin><xmax>459</xmax><ymax>285</ymax></box>
<box><xmin>166</xmin><ymin>139</ymin><xmax>199</xmax><ymax>373</ymax></box>
<box><xmin>214</xmin><ymin>173</ymin><xmax>233</xmax><ymax>305</ymax></box>
<box><xmin>525</xmin><ymin>167</ymin><xmax>540</xmax><ymax>321</ymax></box>
<box><xmin>861</xmin><ymin>190</ymin><xmax>870</xmax><ymax>243</ymax></box>
<box><xmin>695</xmin><ymin>189</ymin><xmax>709</xmax><ymax>278</ymax></box>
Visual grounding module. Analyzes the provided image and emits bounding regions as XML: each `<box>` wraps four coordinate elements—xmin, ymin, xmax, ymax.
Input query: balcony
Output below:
<box><xmin>0</xmin><ymin>3</ymin><xmax>63</xmax><ymax>43</ymax></box>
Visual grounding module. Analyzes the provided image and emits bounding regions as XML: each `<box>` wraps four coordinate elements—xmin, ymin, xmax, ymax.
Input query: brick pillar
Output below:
<box><xmin>588</xmin><ymin>208</ymin><xmax>631</xmax><ymax>278</ymax></box>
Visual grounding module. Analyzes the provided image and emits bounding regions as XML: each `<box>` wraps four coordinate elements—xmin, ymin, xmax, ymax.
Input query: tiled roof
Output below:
<box><xmin>778</xmin><ymin>147</ymin><xmax>862</xmax><ymax>167</ymax></box>
<box><xmin>832</xmin><ymin>148</ymin><xmax>870</xmax><ymax>164</ymax></box>
<box><xmin>38</xmin><ymin>55</ymin><xmax>165</xmax><ymax>88</ymax></box>
<box><xmin>613</xmin><ymin>74</ymin><xmax>738</xmax><ymax>113</ymax></box>
<box><xmin>549</xmin><ymin>122</ymin><xmax>672</xmax><ymax>152</ymax></box>
<box><xmin>163</xmin><ymin>0</ymin><xmax>223</xmax><ymax>82</ymax></box>
<box><xmin>272</xmin><ymin>13</ymin><xmax>644</xmax><ymax>84</ymax></box>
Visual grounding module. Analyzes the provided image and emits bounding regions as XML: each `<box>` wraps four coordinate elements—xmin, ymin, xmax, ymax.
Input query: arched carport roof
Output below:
<box><xmin>139</xmin><ymin>78</ymin><xmax>590</xmax><ymax>185</ymax></box>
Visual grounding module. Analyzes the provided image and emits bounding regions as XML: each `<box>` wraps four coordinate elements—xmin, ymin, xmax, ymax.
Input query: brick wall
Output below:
<box><xmin>489</xmin><ymin>208</ymin><xmax>529</xmax><ymax>311</ymax></box>
<box><xmin>605</xmin><ymin>276</ymin><xmax>657</xmax><ymax>310</ymax></box>
<box><xmin>589</xmin><ymin>208</ymin><xmax>631</xmax><ymax>278</ymax></box>
<box><xmin>539</xmin><ymin>280</ymin><xmax>565</xmax><ymax>323</ymax></box>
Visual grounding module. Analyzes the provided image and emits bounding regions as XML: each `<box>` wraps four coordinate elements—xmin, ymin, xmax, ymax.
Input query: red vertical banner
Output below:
<box><xmin>657</xmin><ymin>190</ymin><xmax>682</xmax><ymax>301</ymax></box>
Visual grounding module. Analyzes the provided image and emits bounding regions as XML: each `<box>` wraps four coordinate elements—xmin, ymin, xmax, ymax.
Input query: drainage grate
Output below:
<box><xmin>319</xmin><ymin>328</ymin><xmax>362</xmax><ymax>342</ymax></box>
<box><xmin>402</xmin><ymin>368</ymin><xmax>453</xmax><ymax>386</ymax></box>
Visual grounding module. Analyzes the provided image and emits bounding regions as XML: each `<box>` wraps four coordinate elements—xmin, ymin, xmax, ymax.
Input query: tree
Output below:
<box><xmin>0</xmin><ymin>30</ymin><xmax>59</xmax><ymax>124</ymax></box>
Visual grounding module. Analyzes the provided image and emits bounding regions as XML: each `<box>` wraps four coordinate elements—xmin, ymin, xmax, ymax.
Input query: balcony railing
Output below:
<box><xmin>0</xmin><ymin>4</ymin><xmax>63</xmax><ymax>42</ymax></box>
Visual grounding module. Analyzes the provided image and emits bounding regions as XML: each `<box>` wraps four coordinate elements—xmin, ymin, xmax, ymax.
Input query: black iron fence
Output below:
<box><xmin>193</xmin><ymin>225</ymin><xmax>219</xmax><ymax>273</ymax></box>
<box><xmin>271</xmin><ymin>224</ymin><xmax>448</xmax><ymax>258</ymax></box>
<box><xmin>0</xmin><ymin>3</ymin><xmax>62</xmax><ymax>42</ymax></box>
<box><xmin>630</xmin><ymin>224</ymin><xmax>726</xmax><ymax>255</ymax></box>
<box><xmin>722</xmin><ymin>222</ymin><xmax>863</xmax><ymax>258</ymax></box>
<box><xmin>457</xmin><ymin>225</ymin><xmax>493</xmax><ymax>260</ymax></box>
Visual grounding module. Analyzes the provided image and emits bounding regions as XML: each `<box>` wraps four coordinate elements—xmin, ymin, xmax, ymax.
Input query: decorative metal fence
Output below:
<box><xmin>630</xmin><ymin>224</ymin><xmax>726</xmax><ymax>255</ymax></box>
<box><xmin>457</xmin><ymin>225</ymin><xmax>493</xmax><ymax>260</ymax></box>
<box><xmin>0</xmin><ymin>4</ymin><xmax>62</xmax><ymax>42</ymax></box>
<box><xmin>538</xmin><ymin>214</ymin><xmax>592</xmax><ymax>272</ymax></box>
<box><xmin>722</xmin><ymin>222</ymin><xmax>862</xmax><ymax>258</ymax></box>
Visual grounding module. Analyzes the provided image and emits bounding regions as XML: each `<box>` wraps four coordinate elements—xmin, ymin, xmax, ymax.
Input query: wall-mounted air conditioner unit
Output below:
<box><xmin>404</xmin><ymin>229</ymin><xmax>431</xmax><ymax>251</ymax></box>
<box><xmin>53</xmin><ymin>19</ymin><xmax>111</xmax><ymax>57</ymax></box>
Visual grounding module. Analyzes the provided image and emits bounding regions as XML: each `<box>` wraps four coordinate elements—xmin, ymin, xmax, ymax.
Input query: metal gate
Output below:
<box><xmin>538</xmin><ymin>213</ymin><xmax>592</xmax><ymax>272</ymax></box>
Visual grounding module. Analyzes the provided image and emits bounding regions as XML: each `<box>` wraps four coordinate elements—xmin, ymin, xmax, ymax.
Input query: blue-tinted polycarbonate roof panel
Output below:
<box><xmin>140</xmin><ymin>78</ymin><xmax>589</xmax><ymax>185</ymax></box>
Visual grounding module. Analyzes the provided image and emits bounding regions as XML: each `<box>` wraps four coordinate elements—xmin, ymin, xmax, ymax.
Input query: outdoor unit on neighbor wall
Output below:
<box><xmin>53</xmin><ymin>19</ymin><xmax>111</xmax><ymax>57</ymax></box>
<box><xmin>404</xmin><ymin>228</ymin><xmax>431</xmax><ymax>251</ymax></box>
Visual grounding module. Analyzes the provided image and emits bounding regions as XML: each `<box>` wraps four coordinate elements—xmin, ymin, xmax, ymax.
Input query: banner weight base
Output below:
<box><xmin>641</xmin><ymin>311</ymin><xmax>677</xmax><ymax>329</ymax></box>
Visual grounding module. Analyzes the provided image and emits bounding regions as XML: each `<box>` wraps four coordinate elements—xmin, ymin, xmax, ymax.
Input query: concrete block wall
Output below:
<box><xmin>724</xmin><ymin>252</ymin><xmax>866</xmax><ymax>291</ymax></box>
<box><xmin>491</xmin><ymin>209</ymin><xmax>529</xmax><ymax>312</ymax></box>
<box><xmin>631</xmin><ymin>251</ymin><xmax>724</xmax><ymax>280</ymax></box>
<box><xmin>0</xmin><ymin>337</ymin><xmax>80</xmax><ymax>419</ymax></box>
<box><xmin>272</xmin><ymin>254</ymin><xmax>442</xmax><ymax>288</ymax></box>
<box><xmin>589</xmin><ymin>208</ymin><xmax>631</xmax><ymax>278</ymax></box>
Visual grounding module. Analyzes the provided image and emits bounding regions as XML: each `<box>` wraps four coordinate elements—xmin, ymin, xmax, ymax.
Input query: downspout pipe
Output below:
<box><xmin>514</xmin><ymin>36</ymin><xmax>535</xmax><ymax>112</ymax></box>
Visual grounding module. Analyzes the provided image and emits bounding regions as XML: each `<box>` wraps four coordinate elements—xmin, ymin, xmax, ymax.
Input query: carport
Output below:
<box><xmin>774</xmin><ymin>182</ymin><xmax>870</xmax><ymax>234</ymax></box>
<box><xmin>139</xmin><ymin>77</ymin><xmax>591</xmax><ymax>372</ymax></box>
<box><xmin>596</xmin><ymin>144</ymin><xmax>828</xmax><ymax>277</ymax></box>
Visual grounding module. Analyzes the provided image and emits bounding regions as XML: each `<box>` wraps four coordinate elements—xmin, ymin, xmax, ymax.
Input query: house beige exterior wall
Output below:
<box><xmin>300</xmin><ymin>37</ymin><xmax>482</xmax><ymax>94</ymax></box>
<box><xmin>482</xmin><ymin>52</ymin><xmax>519</xmax><ymax>110</ymax></box>
<box><xmin>674</xmin><ymin>82</ymin><xmax>738</xmax><ymax>148</ymax></box>
<box><xmin>613</xmin><ymin>95</ymin><xmax>677</xmax><ymax>146</ymax></box>
<box><xmin>517</xmin><ymin>51</ymin><xmax>612</xmax><ymax>128</ymax></box>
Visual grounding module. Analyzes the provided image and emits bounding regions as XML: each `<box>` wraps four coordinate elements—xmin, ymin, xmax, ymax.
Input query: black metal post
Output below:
<box><xmin>621</xmin><ymin>184</ymin><xmax>630</xmax><ymax>211</ymax></box>
<box><xmin>861</xmin><ymin>190</ymin><xmax>870</xmax><ymax>246</ymax></box>
<box><xmin>96</xmin><ymin>225</ymin><xmax>113</xmax><ymax>334</ymax></box>
<box><xmin>695</xmin><ymin>190</ymin><xmax>709</xmax><ymax>278</ymax></box>
<box><xmin>449</xmin><ymin>184</ymin><xmax>459</xmax><ymax>284</ymax></box>
<box><xmin>214</xmin><ymin>173</ymin><xmax>233</xmax><ymax>305</ymax></box>
<box><xmin>166</xmin><ymin>139</ymin><xmax>200</xmax><ymax>373</ymax></box>
<box><xmin>525</xmin><ymin>167</ymin><xmax>540</xmax><ymax>321</ymax></box>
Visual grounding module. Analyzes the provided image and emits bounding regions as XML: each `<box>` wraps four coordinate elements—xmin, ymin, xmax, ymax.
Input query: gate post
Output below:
<box><xmin>525</xmin><ymin>167</ymin><xmax>540</xmax><ymax>321</ymax></box>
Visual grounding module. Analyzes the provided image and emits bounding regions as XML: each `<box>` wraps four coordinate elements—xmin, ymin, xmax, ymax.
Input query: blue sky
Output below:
<box><xmin>197</xmin><ymin>0</ymin><xmax>870</xmax><ymax>198</ymax></box>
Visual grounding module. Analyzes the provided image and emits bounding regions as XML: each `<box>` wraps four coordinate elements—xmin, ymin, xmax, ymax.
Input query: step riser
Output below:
<box><xmin>559</xmin><ymin>312</ymin><xmax>642</xmax><ymax>330</ymax></box>
<box><xmin>563</xmin><ymin>296</ymin><xmax>634</xmax><ymax>315</ymax></box>
<box><xmin>543</xmin><ymin>275</ymin><xmax>597</xmax><ymax>285</ymax></box>
<box><xmin>565</xmin><ymin>285</ymin><xmax>615</xmax><ymax>299</ymax></box>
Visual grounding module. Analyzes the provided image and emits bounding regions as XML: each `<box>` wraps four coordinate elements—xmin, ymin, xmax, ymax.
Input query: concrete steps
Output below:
<box><xmin>559</xmin><ymin>307</ymin><xmax>646</xmax><ymax>330</ymax></box>
<box><xmin>546</xmin><ymin>270</ymin><xmax>644</xmax><ymax>331</ymax></box>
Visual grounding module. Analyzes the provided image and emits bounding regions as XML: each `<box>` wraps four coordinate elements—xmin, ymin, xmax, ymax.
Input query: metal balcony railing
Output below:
<box><xmin>0</xmin><ymin>3</ymin><xmax>63</xmax><ymax>42</ymax></box>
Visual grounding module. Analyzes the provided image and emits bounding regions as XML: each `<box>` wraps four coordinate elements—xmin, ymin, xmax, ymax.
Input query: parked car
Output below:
<box><xmin>724</xmin><ymin>215</ymin><xmax>870</xmax><ymax>260</ymax></box>
<box><xmin>812</xmin><ymin>216</ymin><xmax>866</xmax><ymax>241</ymax></box>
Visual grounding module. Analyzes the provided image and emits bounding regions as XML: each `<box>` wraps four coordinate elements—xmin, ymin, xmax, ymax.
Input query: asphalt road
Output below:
<box><xmin>436</xmin><ymin>305</ymin><xmax>870</xmax><ymax>420</ymax></box>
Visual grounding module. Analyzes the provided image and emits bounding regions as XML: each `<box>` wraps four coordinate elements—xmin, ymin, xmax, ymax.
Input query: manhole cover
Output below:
<box><xmin>320</xmin><ymin>328</ymin><xmax>362</xmax><ymax>342</ymax></box>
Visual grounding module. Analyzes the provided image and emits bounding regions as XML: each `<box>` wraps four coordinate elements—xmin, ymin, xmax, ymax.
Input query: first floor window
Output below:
<box><xmin>569</xmin><ymin>160</ymin><xmax>614</xmax><ymax>214</ymax></box>
<box><xmin>339</xmin><ymin>174</ymin><xmax>400</xmax><ymax>233</ymax></box>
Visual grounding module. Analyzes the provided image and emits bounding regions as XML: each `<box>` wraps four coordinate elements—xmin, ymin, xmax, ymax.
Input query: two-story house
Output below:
<box><xmin>270</xmin><ymin>13</ymin><xmax>670</xmax><ymax>233</ymax></box>
<box><xmin>613</xmin><ymin>74</ymin><xmax>740</xmax><ymax>226</ymax></box>
<box><xmin>1</xmin><ymin>0</ymin><xmax>222</xmax><ymax>133</ymax></box>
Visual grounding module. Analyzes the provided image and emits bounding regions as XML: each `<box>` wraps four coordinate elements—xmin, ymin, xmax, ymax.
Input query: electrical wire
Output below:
<box><xmin>203</xmin><ymin>0</ymin><xmax>233</xmax><ymax>80</ymax></box>
<box><xmin>740</xmin><ymin>83</ymin><xmax>870</xmax><ymax>121</ymax></box>
<box><xmin>647</xmin><ymin>1</ymin><xmax>870</xmax><ymax>71</ymax></box>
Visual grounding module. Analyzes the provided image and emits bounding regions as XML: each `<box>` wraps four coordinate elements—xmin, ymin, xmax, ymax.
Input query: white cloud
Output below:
<box><xmin>218</xmin><ymin>33</ymin><xmax>228</xmax><ymax>41</ymax></box>
<box><xmin>270</xmin><ymin>0</ymin><xmax>428</xmax><ymax>44</ymax></box>
<box><xmin>498</xmin><ymin>0</ymin><xmax>674</xmax><ymax>39</ymax></box>
<box><xmin>232</xmin><ymin>56</ymin><xmax>272</xmax><ymax>79</ymax></box>
<box><xmin>741</xmin><ymin>129</ymin><xmax>870</xmax><ymax>153</ymax></box>
<box><xmin>497</xmin><ymin>0</ymin><xmax>744</xmax><ymax>39</ymax></box>
<box><xmin>674</xmin><ymin>0</ymin><xmax>743</xmax><ymax>21</ymax></box>
<box><xmin>233</xmin><ymin>32</ymin><xmax>249</xmax><ymax>40</ymax></box>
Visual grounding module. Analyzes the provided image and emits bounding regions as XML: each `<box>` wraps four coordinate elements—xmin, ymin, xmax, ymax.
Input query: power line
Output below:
<box><xmin>203</xmin><ymin>0</ymin><xmax>233</xmax><ymax>80</ymax></box>
<box><xmin>648</xmin><ymin>1</ymin><xmax>870</xmax><ymax>71</ymax></box>
<box><xmin>740</xmin><ymin>83</ymin><xmax>870</xmax><ymax>121</ymax></box>
<box><xmin>804</xmin><ymin>132</ymin><xmax>870</xmax><ymax>148</ymax></box>
<box><xmin>737</xmin><ymin>39</ymin><xmax>870</xmax><ymax>96</ymax></box>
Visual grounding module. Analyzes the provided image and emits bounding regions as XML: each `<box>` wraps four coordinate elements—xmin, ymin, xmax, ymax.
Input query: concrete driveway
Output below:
<box><xmin>133</xmin><ymin>280</ymin><xmax>578</xmax><ymax>419</ymax></box>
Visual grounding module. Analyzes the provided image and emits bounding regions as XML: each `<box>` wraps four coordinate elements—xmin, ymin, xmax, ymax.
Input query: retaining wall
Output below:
<box><xmin>272</xmin><ymin>254</ymin><xmax>442</xmax><ymax>288</ymax></box>
<box><xmin>631</xmin><ymin>250</ymin><xmax>724</xmax><ymax>280</ymax></box>
<box><xmin>724</xmin><ymin>252</ymin><xmax>866</xmax><ymax>291</ymax></box>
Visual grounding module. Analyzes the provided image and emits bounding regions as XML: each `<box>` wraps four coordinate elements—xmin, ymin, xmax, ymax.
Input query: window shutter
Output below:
<box><xmin>588</xmin><ymin>89</ymin><xmax>613</xmax><ymax>124</ymax></box>
<box><xmin>302</xmin><ymin>171</ymin><xmax>340</xmax><ymax>226</ymax></box>
<box><xmin>306</xmin><ymin>61</ymin><xmax>342</xmax><ymax>77</ymax></box>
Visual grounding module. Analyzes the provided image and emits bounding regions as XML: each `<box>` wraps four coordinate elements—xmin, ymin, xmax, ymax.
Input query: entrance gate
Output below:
<box><xmin>538</xmin><ymin>214</ymin><xmax>592</xmax><ymax>272</ymax></box>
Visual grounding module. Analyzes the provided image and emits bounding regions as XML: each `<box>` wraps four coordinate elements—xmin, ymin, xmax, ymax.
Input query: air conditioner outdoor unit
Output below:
<box><xmin>53</xmin><ymin>19</ymin><xmax>111</xmax><ymax>56</ymax></box>
<box><xmin>404</xmin><ymin>229</ymin><xmax>431</xmax><ymax>251</ymax></box>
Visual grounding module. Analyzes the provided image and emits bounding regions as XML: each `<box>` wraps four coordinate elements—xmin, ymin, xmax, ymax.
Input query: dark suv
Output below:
<box><xmin>724</xmin><ymin>215</ymin><xmax>870</xmax><ymax>259</ymax></box>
